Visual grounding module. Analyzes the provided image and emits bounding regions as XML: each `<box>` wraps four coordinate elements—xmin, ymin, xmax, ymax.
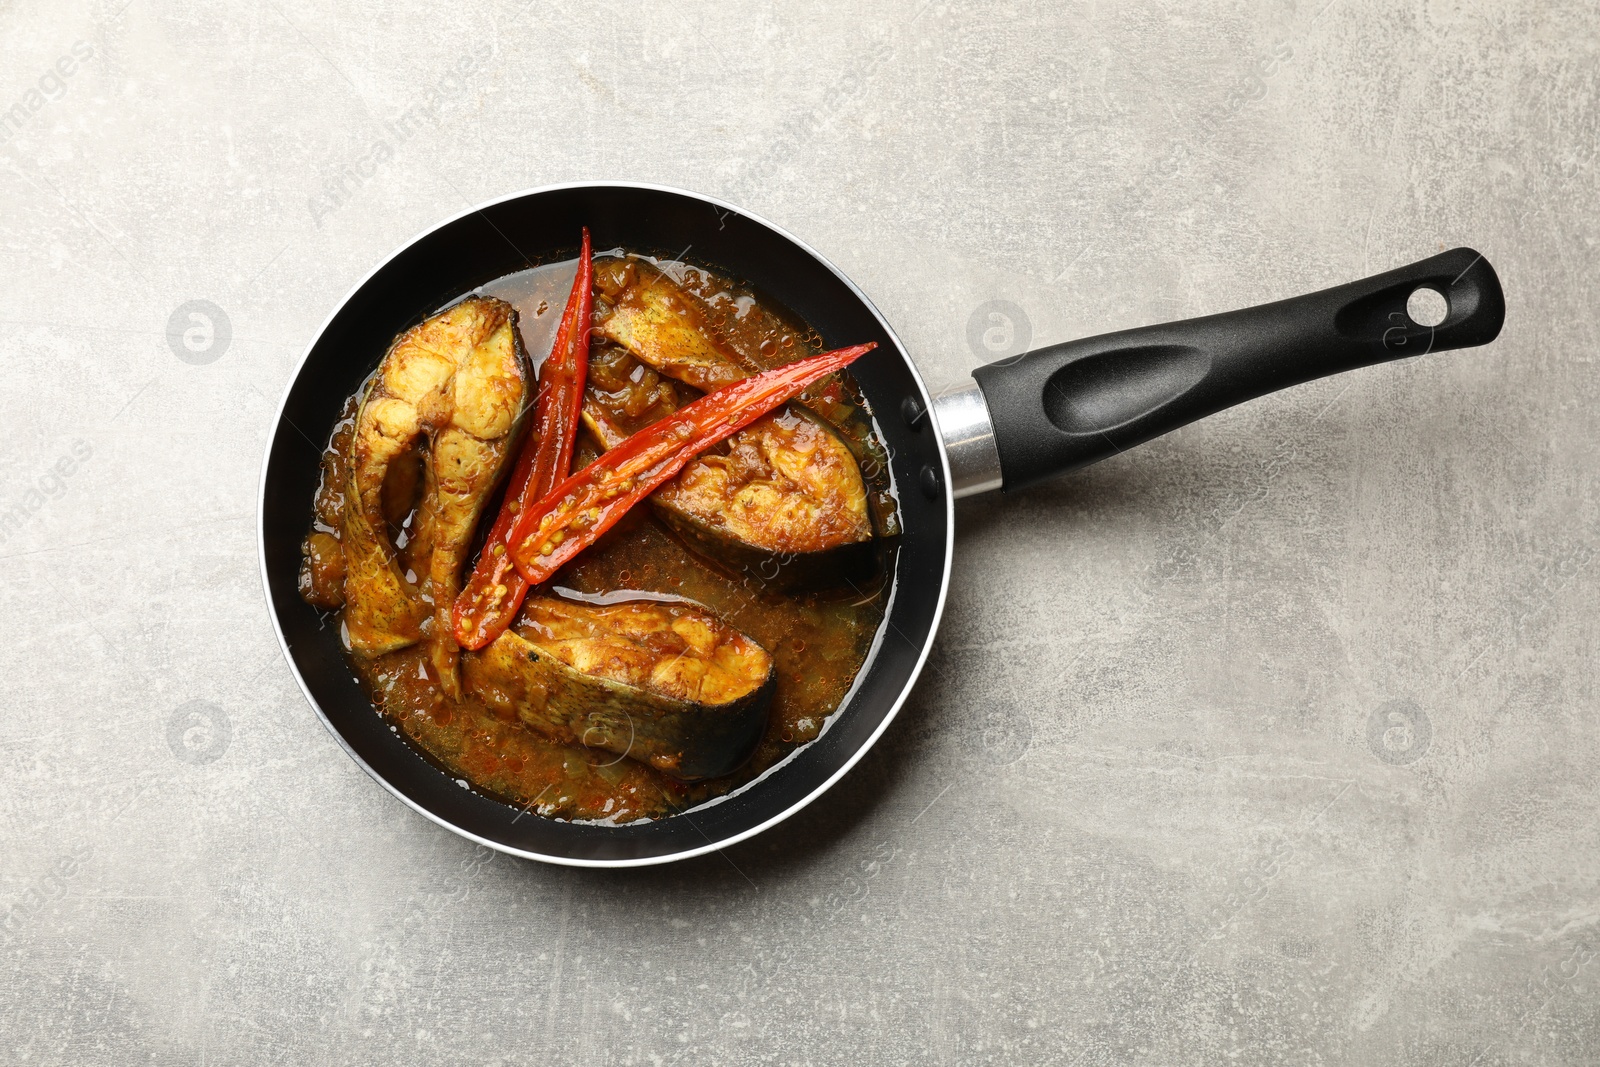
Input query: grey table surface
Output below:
<box><xmin>3</xmin><ymin>1</ymin><xmax>1597</xmax><ymax>1064</ymax></box>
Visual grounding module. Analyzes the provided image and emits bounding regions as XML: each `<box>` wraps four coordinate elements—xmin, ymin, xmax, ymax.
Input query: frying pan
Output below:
<box><xmin>259</xmin><ymin>182</ymin><xmax>1505</xmax><ymax>867</ymax></box>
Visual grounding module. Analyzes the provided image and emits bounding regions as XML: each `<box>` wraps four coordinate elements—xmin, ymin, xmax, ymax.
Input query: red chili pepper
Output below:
<box><xmin>508</xmin><ymin>342</ymin><xmax>876</xmax><ymax>587</ymax></box>
<box><xmin>452</xmin><ymin>229</ymin><xmax>593</xmax><ymax>650</ymax></box>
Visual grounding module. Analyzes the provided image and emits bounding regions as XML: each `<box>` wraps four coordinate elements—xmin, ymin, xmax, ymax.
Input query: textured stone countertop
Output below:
<box><xmin>2</xmin><ymin>2</ymin><xmax>1597</xmax><ymax>1063</ymax></box>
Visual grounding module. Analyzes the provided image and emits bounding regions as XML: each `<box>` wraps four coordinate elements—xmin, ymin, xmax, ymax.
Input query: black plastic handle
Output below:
<box><xmin>971</xmin><ymin>248</ymin><xmax>1504</xmax><ymax>492</ymax></box>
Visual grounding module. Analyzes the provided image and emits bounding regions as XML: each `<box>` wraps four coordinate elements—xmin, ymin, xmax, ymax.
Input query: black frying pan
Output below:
<box><xmin>259</xmin><ymin>182</ymin><xmax>1504</xmax><ymax>867</ymax></box>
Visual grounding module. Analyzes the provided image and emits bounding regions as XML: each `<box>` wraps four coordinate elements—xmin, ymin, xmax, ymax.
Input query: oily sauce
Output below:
<box><xmin>300</xmin><ymin>253</ymin><xmax>897</xmax><ymax>823</ymax></box>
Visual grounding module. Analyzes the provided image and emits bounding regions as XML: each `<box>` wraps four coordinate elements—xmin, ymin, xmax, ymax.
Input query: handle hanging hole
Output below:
<box><xmin>1406</xmin><ymin>287</ymin><xmax>1449</xmax><ymax>327</ymax></box>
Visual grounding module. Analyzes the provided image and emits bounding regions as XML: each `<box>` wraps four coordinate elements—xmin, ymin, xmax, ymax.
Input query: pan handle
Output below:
<box><xmin>964</xmin><ymin>248</ymin><xmax>1504</xmax><ymax>493</ymax></box>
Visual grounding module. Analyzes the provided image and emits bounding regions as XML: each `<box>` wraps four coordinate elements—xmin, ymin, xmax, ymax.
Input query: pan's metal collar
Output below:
<box><xmin>930</xmin><ymin>380</ymin><xmax>1004</xmax><ymax>498</ymax></box>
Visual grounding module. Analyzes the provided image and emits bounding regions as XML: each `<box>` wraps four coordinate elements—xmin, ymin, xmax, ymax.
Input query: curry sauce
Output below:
<box><xmin>299</xmin><ymin>253</ymin><xmax>896</xmax><ymax>822</ymax></box>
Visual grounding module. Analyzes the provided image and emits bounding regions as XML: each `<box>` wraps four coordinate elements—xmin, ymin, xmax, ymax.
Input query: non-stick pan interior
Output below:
<box><xmin>259</xmin><ymin>184</ymin><xmax>953</xmax><ymax>865</ymax></box>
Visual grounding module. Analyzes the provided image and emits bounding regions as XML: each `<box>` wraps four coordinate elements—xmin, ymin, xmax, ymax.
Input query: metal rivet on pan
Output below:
<box><xmin>901</xmin><ymin>395</ymin><xmax>927</xmax><ymax>429</ymax></box>
<box><xmin>919</xmin><ymin>464</ymin><xmax>941</xmax><ymax>499</ymax></box>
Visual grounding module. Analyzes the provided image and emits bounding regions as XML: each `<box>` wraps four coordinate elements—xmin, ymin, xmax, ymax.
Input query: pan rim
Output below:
<box><xmin>256</xmin><ymin>180</ymin><xmax>956</xmax><ymax>867</ymax></box>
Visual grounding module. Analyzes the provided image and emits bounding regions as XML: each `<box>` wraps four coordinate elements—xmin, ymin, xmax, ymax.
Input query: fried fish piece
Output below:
<box><xmin>583</xmin><ymin>392</ymin><xmax>873</xmax><ymax>588</ymax></box>
<box><xmin>594</xmin><ymin>257</ymin><xmax>754</xmax><ymax>392</ymax></box>
<box><xmin>588</xmin><ymin>264</ymin><xmax>874</xmax><ymax>587</ymax></box>
<box><xmin>342</xmin><ymin>297</ymin><xmax>528</xmax><ymax>695</ymax></box>
<box><xmin>463</xmin><ymin>596</ymin><xmax>774</xmax><ymax>781</ymax></box>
